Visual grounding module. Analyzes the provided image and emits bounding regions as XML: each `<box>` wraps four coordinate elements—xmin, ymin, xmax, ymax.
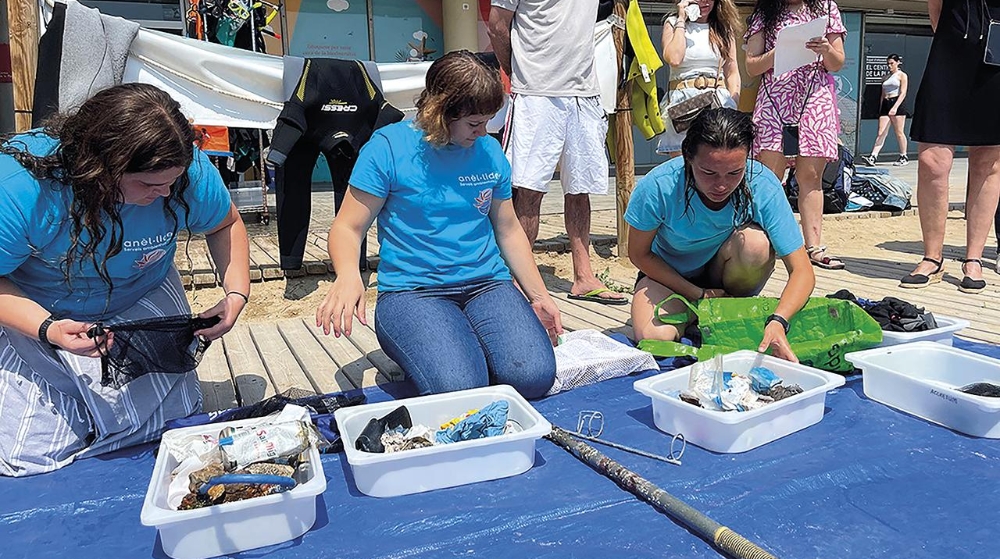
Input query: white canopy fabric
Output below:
<box><xmin>122</xmin><ymin>23</ymin><xmax>617</xmax><ymax>130</ymax></box>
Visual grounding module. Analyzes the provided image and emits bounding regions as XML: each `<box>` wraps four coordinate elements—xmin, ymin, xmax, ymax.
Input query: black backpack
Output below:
<box><xmin>785</xmin><ymin>145</ymin><xmax>853</xmax><ymax>214</ymax></box>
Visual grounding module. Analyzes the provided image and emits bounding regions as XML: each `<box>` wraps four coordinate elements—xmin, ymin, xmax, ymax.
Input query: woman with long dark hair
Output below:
<box><xmin>744</xmin><ymin>0</ymin><xmax>847</xmax><ymax>270</ymax></box>
<box><xmin>626</xmin><ymin>108</ymin><xmax>815</xmax><ymax>362</ymax></box>
<box><xmin>0</xmin><ymin>83</ymin><xmax>250</xmax><ymax>476</ymax></box>
<box><xmin>657</xmin><ymin>0</ymin><xmax>743</xmax><ymax>157</ymax></box>
<box><xmin>316</xmin><ymin>51</ymin><xmax>561</xmax><ymax>398</ymax></box>
<box><xmin>860</xmin><ymin>54</ymin><xmax>910</xmax><ymax>166</ymax></box>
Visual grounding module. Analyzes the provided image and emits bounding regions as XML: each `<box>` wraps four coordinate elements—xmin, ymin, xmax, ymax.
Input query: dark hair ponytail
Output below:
<box><xmin>679</xmin><ymin>107</ymin><xmax>756</xmax><ymax>227</ymax></box>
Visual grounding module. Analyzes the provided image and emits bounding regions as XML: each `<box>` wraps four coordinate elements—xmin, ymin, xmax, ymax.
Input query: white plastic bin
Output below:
<box><xmin>335</xmin><ymin>385</ymin><xmax>551</xmax><ymax>498</ymax></box>
<box><xmin>633</xmin><ymin>351</ymin><xmax>846</xmax><ymax>453</ymax></box>
<box><xmin>847</xmin><ymin>341</ymin><xmax>1000</xmax><ymax>438</ymax></box>
<box><xmin>879</xmin><ymin>315</ymin><xmax>969</xmax><ymax>347</ymax></box>
<box><xmin>140</xmin><ymin>419</ymin><xmax>326</xmax><ymax>559</ymax></box>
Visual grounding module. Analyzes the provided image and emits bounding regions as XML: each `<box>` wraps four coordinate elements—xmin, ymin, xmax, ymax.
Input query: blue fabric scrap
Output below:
<box><xmin>435</xmin><ymin>400</ymin><xmax>509</xmax><ymax>444</ymax></box>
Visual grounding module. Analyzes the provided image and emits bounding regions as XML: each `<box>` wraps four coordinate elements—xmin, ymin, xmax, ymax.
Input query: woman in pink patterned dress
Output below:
<box><xmin>744</xmin><ymin>0</ymin><xmax>847</xmax><ymax>269</ymax></box>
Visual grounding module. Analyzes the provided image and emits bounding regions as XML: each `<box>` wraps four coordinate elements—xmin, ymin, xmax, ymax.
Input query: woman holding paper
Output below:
<box><xmin>744</xmin><ymin>0</ymin><xmax>847</xmax><ymax>270</ymax></box>
<box><xmin>657</xmin><ymin>0</ymin><xmax>743</xmax><ymax>157</ymax></box>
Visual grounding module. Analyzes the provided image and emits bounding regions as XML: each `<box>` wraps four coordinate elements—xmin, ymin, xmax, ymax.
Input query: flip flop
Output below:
<box><xmin>806</xmin><ymin>245</ymin><xmax>846</xmax><ymax>270</ymax></box>
<box><xmin>567</xmin><ymin>288</ymin><xmax>629</xmax><ymax>306</ymax></box>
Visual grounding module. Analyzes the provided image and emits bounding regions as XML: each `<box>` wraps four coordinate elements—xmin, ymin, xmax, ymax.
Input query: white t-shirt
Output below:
<box><xmin>665</xmin><ymin>18</ymin><xmax>721</xmax><ymax>80</ymax></box>
<box><xmin>492</xmin><ymin>0</ymin><xmax>600</xmax><ymax>97</ymax></box>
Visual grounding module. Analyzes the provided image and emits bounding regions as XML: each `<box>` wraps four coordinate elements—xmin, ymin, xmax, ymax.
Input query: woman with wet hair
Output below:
<box><xmin>0</xmin><ymin>83</ymin><xmax>250</xmax><ymax>476</ymax></box>
<box><xmin>316</xmin><ymin>50</ymin><xmax>562</xmax><ymax>398</ymax></box>
<box><xmin>626</xmin><ymin>108</ymin><xmax>815</xmax><ymax>362</ymax></box>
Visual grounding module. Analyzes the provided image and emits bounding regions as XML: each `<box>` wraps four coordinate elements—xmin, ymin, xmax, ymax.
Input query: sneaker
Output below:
<box><xmin>893</xmin><ymin>155</ymin><xmax>909</xmax><ymax>166</ymax></box>
<box><xmin>860</xmin><ymin>155</ymin><xmax>876</xmax><ymax>166</ymax></box>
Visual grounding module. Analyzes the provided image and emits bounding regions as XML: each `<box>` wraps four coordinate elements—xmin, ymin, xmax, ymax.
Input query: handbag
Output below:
<box><xmin>636</xmin><ymin>294</ymin><xmax>883</xmax><ymax>373</ymax></box>
<box><xmin>666</xmin><ymin>58</ymin><xmax>724</xmax><ymax>133</ymax></box>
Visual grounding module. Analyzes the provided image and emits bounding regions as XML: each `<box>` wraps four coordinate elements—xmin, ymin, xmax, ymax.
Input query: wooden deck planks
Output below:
<box><xmin>223</xmin><ymin>323</ymin><xmax>276</xmax><ymax>405</ymax></box>
<box><xmin>248</xmin><ymin>322</ymin><xmax>318</xmax><ymax>395</ymax></box>
<box><xmin>304</xmin><ymin>318</ymin><xmax>391</xmax><ymax>388</ymax></box>
<box><xmin>197</xmin><ymin>341</ymin><xmax>238</xmax><ymax>412</ymax></box>
<box><xmin>276</xmin><ymin>319</ymin><xmax>358</xmax><ymax>393</ymax></box>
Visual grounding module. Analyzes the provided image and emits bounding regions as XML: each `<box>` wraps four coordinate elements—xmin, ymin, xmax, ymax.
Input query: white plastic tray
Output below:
<box><xmin>847</xmin><ymin>341</ymin><xmax>1000</xmax><ymax>437</ymax></box>
<box><xmin>140</xmin><ymin>418</ymin><xmax>326</xmax><ymax>559</ymax></box>
<box><xmin>879</xmin><ymin>315</ymin><xmax>969</xmax><ymax>347</ymax></box>
<box><xmin>335</xmin><ymin>385</ymin><xmax>551</xmax><ymax>497</ymax></box>
<box><xmin>633</xmin><ymin>351</ymin><xmax>846</xmax><ymax>453</ymax></box>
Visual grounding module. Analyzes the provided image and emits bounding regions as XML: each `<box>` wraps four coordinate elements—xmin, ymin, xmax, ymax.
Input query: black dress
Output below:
<box><xmin>911</xmin><ymin>0</ymin><xmax>1000</xmax><ymax>145</ymax></box>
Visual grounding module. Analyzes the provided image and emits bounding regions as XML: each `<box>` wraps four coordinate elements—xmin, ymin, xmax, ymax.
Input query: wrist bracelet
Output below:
<box><xmin>765</xmin><ymin>313</ymin><xmax>790</xmax><ymax>334</ymax></box>
<box><xmin>38</xmin><ymin>316</ymin><xmax>58</xmax><ymax>348</ymax></box>
<box><xmin>226</xmin><ymin>291</ymin><xmax>250</xmax><ymax>304</ymax></box>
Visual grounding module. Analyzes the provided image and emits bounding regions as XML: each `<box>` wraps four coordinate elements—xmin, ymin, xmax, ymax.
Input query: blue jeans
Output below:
<box><xmin>374</xmin><ymin>280</ymin><xmax>556</xmax><ymax>399</ymax></box>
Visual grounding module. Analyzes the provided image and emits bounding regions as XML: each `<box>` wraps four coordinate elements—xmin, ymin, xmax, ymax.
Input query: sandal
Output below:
<box><xmin>899</xmin><ymin>256</ymin><xmax>944</xmax><ymax>289</ymax></box>
<box><xmin>958</xmin><ymin>259</ymin><xmax>987</xmax><ymax>294</ymax></box>
<box><xmin>806</xmin><ymin>245</ymin><xmax>846</xmax><ymax>270</ymax></box>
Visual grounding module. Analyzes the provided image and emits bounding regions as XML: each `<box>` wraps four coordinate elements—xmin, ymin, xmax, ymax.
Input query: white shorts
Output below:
<box><xmin>503</xmin><ymin>94</ymin><xmax>609</xmax><ymax>195</ymax></box>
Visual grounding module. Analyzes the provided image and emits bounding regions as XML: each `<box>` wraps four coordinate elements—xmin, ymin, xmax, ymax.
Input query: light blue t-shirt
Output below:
<box><xmin>624</xmin><ymin>157</ymin><xmax>803</xmax><ymax>277</ymax></box>
<box><xmin>0</xmin><ymin>132</ymin><xmax>232</xmax><ymax>320</ymax></box>
<box><xmin>349</xmin><ymin>121</ymin><xmax>513</xmax><ymax>292</ymax></box>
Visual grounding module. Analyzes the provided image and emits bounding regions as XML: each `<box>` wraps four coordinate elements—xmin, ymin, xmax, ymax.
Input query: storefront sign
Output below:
<box><xmin>864</xmin><ymin>55</ymin><xmax>890</xmax><ymax>85</ymax></box>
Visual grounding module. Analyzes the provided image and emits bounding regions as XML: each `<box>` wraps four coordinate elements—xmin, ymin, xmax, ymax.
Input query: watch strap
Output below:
<box><xmin>765</xmin><ymin>313</ymin><xmax>790</xmax><ymax>334</ymax></box>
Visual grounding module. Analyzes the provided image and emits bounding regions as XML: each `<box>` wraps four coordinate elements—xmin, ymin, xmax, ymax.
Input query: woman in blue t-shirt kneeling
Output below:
<box><xmin>316</xmin><ymin>51</ymin><xmax>562</xmax><ymax>398</ymax></box>
<box><xmin>0</xmin><ymin>84</ymin><xmax>250</xmax><ymax>476</ymax></box>
<box><xmin>625</xmin><ymin>108</ymin><xmax>815</xmax><ymax>361</ymax></box>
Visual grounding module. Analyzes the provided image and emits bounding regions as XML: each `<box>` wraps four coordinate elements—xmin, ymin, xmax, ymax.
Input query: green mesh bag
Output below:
<box><xmin>637</xmin><ymin>294</ymin><xmax>882</xmax><ymax>373</ymax></box>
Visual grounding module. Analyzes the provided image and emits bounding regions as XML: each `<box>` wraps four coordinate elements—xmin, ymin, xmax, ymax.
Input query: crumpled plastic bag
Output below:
<box><xmin>435</xmin><ymin>400</ymin><xmax>509</xmax><ymax>444</ymax></box>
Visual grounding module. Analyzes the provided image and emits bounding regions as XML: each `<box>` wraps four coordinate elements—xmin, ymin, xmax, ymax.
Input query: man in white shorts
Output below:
<box><xmin>488</xmin><ymin>0</ymin><xmax>626</xmax><ymax>305</ymax></box>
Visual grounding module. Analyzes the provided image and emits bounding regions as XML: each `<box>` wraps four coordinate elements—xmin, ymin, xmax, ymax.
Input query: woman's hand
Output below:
<box><xmin>676</xmin><ymin>0</ymin><xmax>692</xmax><ymax>22</ymax></box>
<box><xmin>805</xmin><ymin>36</ymin><xmax>832</xmax><ymax>56</ymax></box>
<box><xmin>196</xmin><ymin>292</ymin><xmax>247</xmax><ymax>341</ymax></box>
<box><xmin>888</xmin><ymin>107</ymin><xmax>898</xmax><ymax>116</ymax></box>
<box><xmin>49</xmin><ymin>319</ymin><xmax>112</xmax><ymax>358</ymax></box>
<box><xmin>530</xmin><ymin>295</ymin><xmax>564</xmax><ymax>346</ymax></box>
<box><xmin>316</xmin><ymin>275</ymin><xmax>367</xmax><ymax>337</ymax></box>
<box><xmin>757</xmin><ymin>320</ymin><xmax>798</xmax><ymax>363</ymax></box>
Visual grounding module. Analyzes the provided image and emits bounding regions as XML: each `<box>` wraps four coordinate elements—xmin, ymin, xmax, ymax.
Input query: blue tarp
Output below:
<box><xmin>2</xmin><ymin>338</ymin><xmax>999</xmax><ymax>559</ymax></box>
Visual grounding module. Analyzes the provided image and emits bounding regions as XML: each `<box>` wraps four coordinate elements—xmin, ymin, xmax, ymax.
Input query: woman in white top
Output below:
<box><xmin>657</xmin><ymin>0</ymin><xmax>742</xmax><ymax>157</ymax></box>
<box><xmin>861</xmin><ymin>54</ymin><xmax>909</xmax><ymax>166</ymax></box>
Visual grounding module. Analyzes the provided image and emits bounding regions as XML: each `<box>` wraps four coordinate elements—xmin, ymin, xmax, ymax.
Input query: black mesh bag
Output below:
<box><xmin>88</xmin><ymin>315</ymin><xmax>221</xmax><ymax>389</ymax></box>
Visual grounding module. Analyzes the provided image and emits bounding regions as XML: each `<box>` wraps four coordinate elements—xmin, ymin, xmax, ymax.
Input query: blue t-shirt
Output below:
<box><xmin>624</xmin><ymin>157</ymin><xmax>803</xmax><ymax>277</ymax></box>
<box><xmin>0</xmin><ymin>132</ymin><xmax>232</xmax><ymax>320</ymax></box>
<box><xmin>349</xmin><ymin>121</ymin><xmax>513</xmax><ymax>292</ymax></box>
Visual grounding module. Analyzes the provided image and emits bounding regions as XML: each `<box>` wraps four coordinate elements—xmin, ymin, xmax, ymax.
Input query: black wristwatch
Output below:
<box><xmin>38</xmin><ymin>316</ymin><xmax>59</xmax><ymax>348</ymax></box>
<box><xmin>765</xmin><ymin>313</ymin><xmax>790</xmax><ymax>334</ymax></box>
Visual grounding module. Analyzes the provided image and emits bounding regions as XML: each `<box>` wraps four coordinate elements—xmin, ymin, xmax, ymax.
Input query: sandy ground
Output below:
<box><xmin>186</xmin><ymin>211</ymin><xmax>993</xmax><ymax>320</ymax></box>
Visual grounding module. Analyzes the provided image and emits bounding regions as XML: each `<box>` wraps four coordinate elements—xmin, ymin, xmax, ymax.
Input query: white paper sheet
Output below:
<box><xmin>773</xmin><ymin>16</ymin><xmax>829</xmax><ymax>78</ymax></box>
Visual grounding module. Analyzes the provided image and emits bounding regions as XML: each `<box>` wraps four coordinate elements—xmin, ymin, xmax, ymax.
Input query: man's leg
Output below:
<box><xmin>561</xmin><ymin>96</ymin><xmax>624</xmax><ymax>301</ymax></box>
<box><xmin>513</xmin><ymin>188</ymin><xmax>545</xmax><ymax>246</ymax></box>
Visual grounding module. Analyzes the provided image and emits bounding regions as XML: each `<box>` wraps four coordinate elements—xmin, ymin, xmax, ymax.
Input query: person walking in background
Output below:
<box><xmin>744</xmin><ymin>0</ymin><xmax>847</xmax><ymax>271</ymax></box>
<box><xmin>487</xmin><ymin>0</ymin><xmax>626</xmax><ymax>305</ymax></box>
<box><xmin>902</xmin><ymin>0</ymin><xmax>1000</xmax><ymax>293</ymax></box>
<box><xmin>657</xmin><ymin>0</ymin><xmax>743</xmax><ymax>158</ymax></box>
<box><xmin>860</xmin><ymin>54</ymin><xmax>910</xmax><ymax>167</ymax></box>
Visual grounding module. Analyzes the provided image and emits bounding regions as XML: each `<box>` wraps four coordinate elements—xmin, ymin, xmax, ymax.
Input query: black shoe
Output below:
<box><xmin>893</xmin><ymin>155</ymin><xmax>909</xmax><ymax>166</ymax></box>
<box><xmin>860</xmin><ymin>155</ymin><xmax>876</xmax><ymax>166</ymax></box>
<box><xmin>959</xmin><ymin>259</ymin><xmax>987</xmax><ymax>294</ymax></box>
<box><xmin>899</xmin><ymin>256</ymin><xmax>944</xmax><ymax>288</ymax></box>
